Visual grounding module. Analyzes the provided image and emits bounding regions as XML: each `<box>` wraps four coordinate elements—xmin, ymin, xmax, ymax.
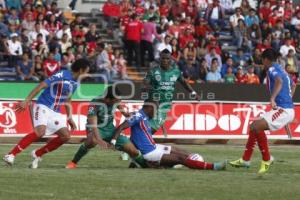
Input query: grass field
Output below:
<box><xmin>1</xmin><ymin>144</ymin><xmax>300</xmax><ymax>200</ymax></box>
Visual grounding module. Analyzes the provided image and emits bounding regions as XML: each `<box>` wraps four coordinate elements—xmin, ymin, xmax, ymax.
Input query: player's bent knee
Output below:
<box><xmin>60</xmin><ymin>134</ymin><xmax>71</xmax><ymax>142</ymax></box>
<box><xmin>34</xmin><ymin>126</ymin><xmax>46</xmax><ymax>137</ymax></box>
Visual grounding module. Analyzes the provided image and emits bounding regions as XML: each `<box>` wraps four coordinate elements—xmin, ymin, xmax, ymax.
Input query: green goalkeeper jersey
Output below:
<box><xmin>144</xmin><ymin>62</ymin><xmax>184</xmax><ymax>106</ymax></box>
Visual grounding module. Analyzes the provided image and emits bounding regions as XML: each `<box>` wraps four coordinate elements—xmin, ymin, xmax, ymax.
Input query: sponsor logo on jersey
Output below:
<box><xmin>155</xmin><ymin>74</ymin><xmax>161</xmax><ymax>81</ymax></box>
<box><xmin>170</xmin><ymin>75</ymin><xmax>177</xmax><ymax>82</ymax></box>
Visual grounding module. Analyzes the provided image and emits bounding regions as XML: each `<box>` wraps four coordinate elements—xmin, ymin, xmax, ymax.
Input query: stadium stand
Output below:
<box><xmin>0</xmin><ymin>0</ymin><xmax>299</xmax><ymax>83</ymax></box>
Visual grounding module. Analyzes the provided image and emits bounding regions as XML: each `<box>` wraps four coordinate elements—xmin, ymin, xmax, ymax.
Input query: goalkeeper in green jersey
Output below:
<box><xmin>66</xmin><ymin>86</ymin><xmax>147</xmax><ymax>169</ymax></box>
<box><xmin>143</xmin><ymin>49</ymin><xmax>200</xmax><ymax>134</ymax></box>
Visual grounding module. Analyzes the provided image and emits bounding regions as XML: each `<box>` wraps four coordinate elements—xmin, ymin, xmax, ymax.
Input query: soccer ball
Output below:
<box><xmin>189</xmin><ymin>153</ymin><xmax>204</xmax><ymax>162</ymax></box>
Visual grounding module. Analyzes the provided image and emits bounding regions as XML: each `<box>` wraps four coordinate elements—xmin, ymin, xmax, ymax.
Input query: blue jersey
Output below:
<box><xmin>267</xmin><ymin>64</ymin><xmax>294</xmax><ymax>109</ymax></box>
<box><xmin>37</xmin><ymin>70</ymin><xmax>78</xmax><ymax>112</ymax></box>
<box><xmin>126</xmin><ymin>109</ymin><xmax>156</xmax><ymax>155</ymax></box>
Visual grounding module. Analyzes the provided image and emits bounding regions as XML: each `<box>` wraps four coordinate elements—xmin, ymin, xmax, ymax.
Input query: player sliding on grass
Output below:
<box><xmin>66</xmin><ymin>86</ymin><xmax>147</xmax><ymax>169</ymax></box>
<box><xmin>143</xmin><ymin>49</ymin><xmax>201</xmax><ymax>134</ymax></box>
<box><xmin>229</xmin><ymin>49</ymin><xmax>296</xmax><ymax>174</ymax></box>
<box><xmin>3</xmin><ymin>59</ymin><xmax>90</xmax><ymax>168</ymax></box>
<box><xmin>110</xmin><ymin>101</ymin><xmax>226</xmax><ymax>170</ymax></box>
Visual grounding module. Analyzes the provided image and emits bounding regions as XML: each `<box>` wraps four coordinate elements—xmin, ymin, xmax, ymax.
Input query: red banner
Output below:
<box><xmin>1</xmin><ymin>101</ymin><xmax>300</xmax><ymax>139</ymax></box>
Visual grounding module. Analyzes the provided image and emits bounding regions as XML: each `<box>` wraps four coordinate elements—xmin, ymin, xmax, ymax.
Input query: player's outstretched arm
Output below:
<box><xmin>270</xmin><ymin>77</ymin><xmax>283</xmax><ymax>109</ymax></box>
<box><xmin>87</xmin><ymin>116</ymin><xmax>110</xmax><ymax>149</ymax></box>
<box><xmin>110</xmin><ymin>121</ymin><xmax>130</xmax><ymax>146</ymax></box>
<box><xmin>15</xmin><ymin>81</ymin><xmax>48</xmax><ymax>112</ymax></box>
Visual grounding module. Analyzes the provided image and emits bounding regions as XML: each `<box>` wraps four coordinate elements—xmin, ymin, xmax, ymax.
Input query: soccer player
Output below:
<box><xmin>143</xmin><ymin>49</ymin><xmax>201</xmax><ymax>134</ymax></box>
<box><xmin>3</xmin><ymin>59</ymin><xmax>90</xmax><ymax>168</ymax></box>
<box><xmin>229</xmin><ymin>49</ymin><xmax>296</xmax><ymax>174</ymax></box>
<box><xmin>110</xmin><ymin>101</ymin><xmax>226</xmax><ymax>170</ymax></box>
<box><xmin>66</xmin><ymin>86</ymin><xmax>147</xmax><ymax>169</ymax></box>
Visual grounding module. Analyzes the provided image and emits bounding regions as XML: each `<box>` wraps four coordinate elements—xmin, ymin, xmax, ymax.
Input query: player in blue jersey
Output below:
<box><xmin>3</xmin><ymin>59</ymin><xmax>90</xmax><ymax>168</ymax></box>
<box><xmin>110</xmin><ymin>101</ymin><xmax>226</xmax><ymax>170</ymax></box>
<box><xmin>230</xmin><ymin>49</ymin><xmax>296</xmax><ymax>174</ymax></box>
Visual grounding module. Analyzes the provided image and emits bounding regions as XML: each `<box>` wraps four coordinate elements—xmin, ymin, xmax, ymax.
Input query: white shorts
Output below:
<box><xmin>261</xmin><ymin>107</ymin><xmax>295</xmax><ymax>131</ymax></box>
<box><xmin>143</xmin><ymin>144</ymin><xmax>172</xmax><ymax>163</ymax></box>
<box><xmin>32</xmin><ymin>104</ymin><xmax>67</xmax><ymax>136</ymax></box>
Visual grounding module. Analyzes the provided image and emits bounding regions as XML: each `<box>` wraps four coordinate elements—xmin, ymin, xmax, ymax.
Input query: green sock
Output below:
<box><xmin>72</xmin><ymin>144</ymin><xmax>89</xmax><ymax>164</ymax></box>
<box><xmin>133</xmin><ymin>153</ymin><xmax>148</xmax><ymax>168</ymax></box>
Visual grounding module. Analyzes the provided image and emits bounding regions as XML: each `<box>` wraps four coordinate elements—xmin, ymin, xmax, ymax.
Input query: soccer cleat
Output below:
<box><xmin>3</xmin><ymin>154</ymin><xmax>15</xmax><ymax>166</ymax></box>
<box><xmin>213</xmin><ymin>160</ymin><xmax>227</xmax><ymax>170</ymax></box>
<box><xmin>258</xmin><ymin>156</ymin><xmax>274</xmax><ymax>175</ymax></box>
<box><xmin>29</xmin><ymin>150</ymin><xmax>42</xmax><ymax>169</ymax></box>
<box><xmin>65</xmin><ymin>161</ymin><xmax>77</xmax><ymax>169</ymax></box>
<box><xmin>229</xmin><ymin>158</ymin><xmax>250</xmax><ymax>168</ymax></box>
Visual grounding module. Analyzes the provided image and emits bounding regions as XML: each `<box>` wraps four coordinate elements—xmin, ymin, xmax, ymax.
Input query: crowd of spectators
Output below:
<box><xmin>0</xmin><ymin>0</ymin><xmax>128</xmax><ymax>82</ymax></box>
<box><xmin>0</xmin><ymin>0</ymin><xmax>299</xmax><ymax>84</ymax></box>
<box><xmin>103</xmin><ymin>0</ymin><xmax>300</xmax><ymax>84</ymax></box>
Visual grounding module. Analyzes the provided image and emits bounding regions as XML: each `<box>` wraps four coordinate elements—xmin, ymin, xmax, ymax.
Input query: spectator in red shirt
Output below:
<box><xmin>259</xmin><ymin>1</ymin><xmax>272</xmax><ymax>21</ymax></box>
<box><xmin>195</xmin><ymin>17</ymin><xmax>213</xmax><ymax>39</ymax></box>
<box><xmin>120</xmin><ymin>8</ymin><xmax>133</xmax><ymax>30</ymax></box>
<box><xmin>235</xmin><ymin>66</ymin><xmax>247</xmax><ymax>83</ymax></box>
<box><xmin>135</xmin><ymin>0</ymin><xmax>145</xmax><ymax>16</ymax></box>
<box><xmin>268</xmin><ymin>7</ymin><xmax>282</xmax><ymax>27</ymax></box>
<box><xmin>206</xmin><ymin>38</ymin><xmax>222</xmax><ymax>55</ymax></box>
<box><xmin>102</xmin><ymin>0</ymin><xmax>121</xmax><ymax>31</ymax></box>
<box><xmin>185</xmin><ymin>0</ymin><xmax>198</xmax><ymax>20</ymax></box>
<box><xmin>171</xmin><ymin>0</ymin><xmax>185</xmax><ymax>19</ymax></box>
<box><xmin>124</xmin><ymin>14</ymin><xmax>143</xmax><ymax>68</ymax></box>
<box><xmin>257</xmin><ymin>38</ymin><xmax>272</xmax><ymax>52</ymax></box>
<box><xmin>71</xmin><ymin>24</ymin><xmax>85</xmax><ymax>42</ymax></box>
<box><xmin>43</xmin><ymin>51</ymin><xmax>60</xmax><ymax>77</ymax></box>
<box><xmin>120</xmin><ymin>0</ymin><xmax>133</xmax><ymax>16</ymax></box>
<box><xmin>284</xmin><ymin>1</ymin><xmax>294</xmax><ymax>21</ymax></box>
<box><xmin>168</xmin><ymin>17</ymin><xmax>181</xmax><ymax>38</ymax></box>
<box><xmin>159</xmin><ymin>1</ymin><xmax>170</xmax><ymax>17</ymax></box>
<box><xmin>179</xmin><ymin>28</ymin><xmax>194</xmax><ymax>49</ymax></box>
<box><xmin>179</xmin><ymin>16</ymin><xmax>195</xmax><ymax>35</ymax></box>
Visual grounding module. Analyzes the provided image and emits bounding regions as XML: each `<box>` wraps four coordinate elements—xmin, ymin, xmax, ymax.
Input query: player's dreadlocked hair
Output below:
<box><xmin>71</xmin><ymin>58</ymin><xmax>90</xmax><ymax>72</ymax></box>
<box><xmin>261</xmin><ymin>49</ymin><xmax>279</xmax><ymax>62</ymax></box>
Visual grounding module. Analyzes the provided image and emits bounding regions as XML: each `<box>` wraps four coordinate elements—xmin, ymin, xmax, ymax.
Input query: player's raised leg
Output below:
<box><xmin>31</xmin><ymin>127</ymin><xmax>71</xmax><ymax>169</ymax></box>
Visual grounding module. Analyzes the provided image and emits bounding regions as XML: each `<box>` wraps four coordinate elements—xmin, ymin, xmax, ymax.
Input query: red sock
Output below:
<box><xmin>184</xmin><ymin>155</ymin><xmax>213</xmax><ymax>170</ymax></box>
<box><xmin>35</xmin><ymin>136</ymin><xmax>65</xmax><ymax>157</ymax></box>
<box><xmin>256</xmin><ymin>131</ymin><xmax>270</xmax><ymax>161</ymax></box>
<box><xmin>9</xmin><ymin>132</ymin><xmax>39</xmax><ymax>156</ymax></box>
<box><xmin>242</xmin><ymin>130</ymin><xmax>257</xmax><ymax>161</ymax></box>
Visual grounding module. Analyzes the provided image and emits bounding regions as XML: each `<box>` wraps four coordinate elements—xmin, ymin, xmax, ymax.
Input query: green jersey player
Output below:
<box><xmin>66</xmin><ymin>86</ymin><xmax>147</xmax><ymax>169</ymax></box>
<box><xmin>143</xmin><ymin>49</ymin><xmax>200</xmax><ymax>133</ymax></box>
